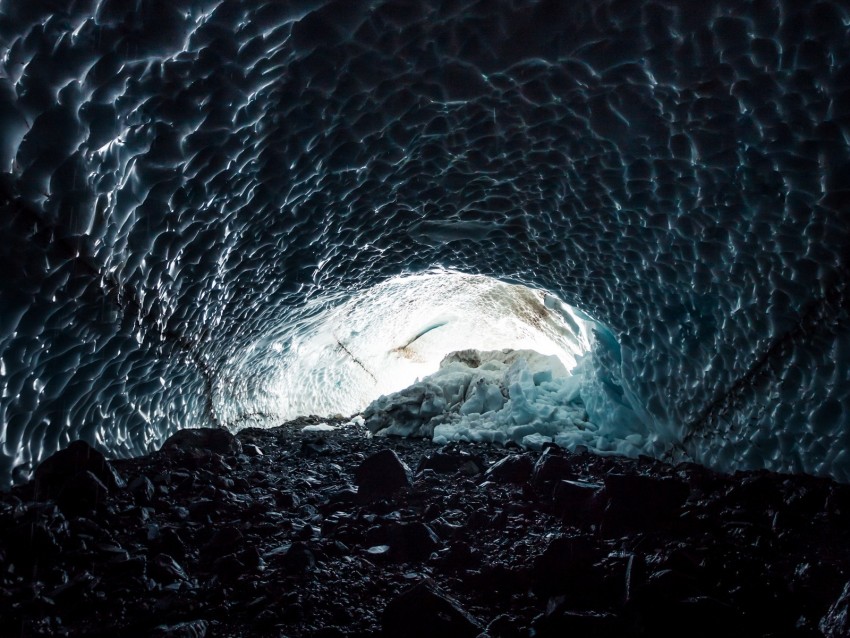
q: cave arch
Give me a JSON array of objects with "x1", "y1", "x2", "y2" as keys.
[{"x1": 1, "y1": 0, "x2": 849, "y2": 486}]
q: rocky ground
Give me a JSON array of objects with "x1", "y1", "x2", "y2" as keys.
[{"x1": 2, "y1": 416, "x2": 850, "y2": 637}]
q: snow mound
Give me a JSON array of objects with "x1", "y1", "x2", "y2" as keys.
[{"x1": 363, "y1": 349, "x2": 649, "y2": 458}]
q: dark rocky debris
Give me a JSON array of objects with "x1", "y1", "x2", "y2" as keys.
[
  {"x1": 2, "y1": 418, "x2": 850, "y2": 637},
  {"x1": 161, "y1": 428, "x2": 244, "y2": 458}
]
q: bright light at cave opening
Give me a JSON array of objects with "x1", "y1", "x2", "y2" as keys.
[{"x1": 264, "y1": 270, "x2": 595, "y2": 420}]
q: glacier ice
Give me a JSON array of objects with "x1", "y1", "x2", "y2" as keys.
[
  {"x1": 231, "y1": 270, "x2": 594, "y2": 426},
  {"x1": 0, "y1": 0, "x2": 849, "y2": 487},
  {"x1": 364, "y1": 349, "x2": 651, "y2": 460}
]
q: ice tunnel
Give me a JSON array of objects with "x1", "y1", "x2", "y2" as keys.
[{"x1": 1, "y1": 0, "x2": 849, "y2": 489}]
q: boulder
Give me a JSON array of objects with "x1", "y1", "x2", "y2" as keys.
[
  {"x1": 161, "y1": 428, "x2": 242, "y2": 456},
  {"x1": 355, "y1": 449, "x2": 411, "y2": 498},
  {"x1": 34, "y1": 440, "x2": 124, "y2": 500}
]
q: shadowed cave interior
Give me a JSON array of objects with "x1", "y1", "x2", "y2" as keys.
[{"x1": 1, "y1": 0, "x2": 850, "y2": 636}]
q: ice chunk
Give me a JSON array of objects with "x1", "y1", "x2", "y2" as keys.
[
  {"x1": 459, "y1": 378, "x2": 505, "y2": 415},
  {"x1": 522, "y1": 433, "x2": 553, "y2": 450},
  {"x1": 365, "y1": 348, "x2": 651, "y2": 459},
  {"x1": 301, "y1": 423, "x2": 336, "y2": 432}
]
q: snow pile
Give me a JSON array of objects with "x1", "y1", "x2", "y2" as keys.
[
  {"x1": 247, "y1": 271, "x2": 594, "y2": 423},
  {"x1": 363, "y1": 349, "x2": 650, "y2": 457}
]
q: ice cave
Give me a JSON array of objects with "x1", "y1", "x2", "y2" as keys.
[{"x1": 1, "y1": 0, "x2": 850, "y2": 636}]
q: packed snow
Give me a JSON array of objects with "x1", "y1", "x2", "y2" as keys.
[
  {"x1": 247, "y1": 271, "x2": 594, "y2": 423},
  {"x1": 364, "y1": 348, "x2": 653, "y2": 459}
]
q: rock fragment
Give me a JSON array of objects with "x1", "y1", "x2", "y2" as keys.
[
  {"x1": 484, "y1": 454, "x2": 534, "y2": 483},
  {"x1": 417, "y1": 450, "x2": 484, "y2": 475},
  {"x1": 533, "y1": 535, "x2": 600, "y2": 597},
  {"x1": 150, "y1": 620, "x2": 209, "y2": 638},
  {"x1": 56, "y1": 470, "x2": 110, "y2": 515},
  {"x1": 532, "y1": 449, "x2": 575, "y2": 486},
  {"x1": 382, "y1": 581, "x2": 482, "y2": 638},
  {"x1": 152, "y1": 553, "x2": 189, "y2": 582},
  {"x1": 821, "y1": 580, "x2": 850, "y2": 638},
  {"x1": 552, "y1": 479, "x2": 604, "y2": 525},
  {"x1": 242, "y1": 443, "x2": 263, "y2": 456},
  {"x1": 532, "y1": 603, "x2": 621, "y2": 638},
  {"x1": 282, "y1": 542, "x2": 316, "y2": 573},
  {"x1": 387, "y1": 521, "x2": 441, "y2": 562},
  {"x1": 602, "y1": 474, "x2": 689, "y2": 534},
  {"x1": 128, "y1": 475, "x2": 156, "y2": 503}
]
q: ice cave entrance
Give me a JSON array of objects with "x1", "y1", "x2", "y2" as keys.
[{"x1": 253, "y1": 270, "x2": 595, "y2": 422}]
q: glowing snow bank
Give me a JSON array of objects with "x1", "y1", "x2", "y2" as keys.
[
  {"x1": 364, "y1": 348, "x2": 652, "y2": 459},
  {"x1": 225, "y1": 271, "x2": 594, "y2": 425}
]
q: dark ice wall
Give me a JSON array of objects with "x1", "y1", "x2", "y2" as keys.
[{"x1": 1, "y1": 0, "x2": 849, "y2": 486}]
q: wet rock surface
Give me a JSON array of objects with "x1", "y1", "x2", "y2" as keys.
[{"x1": 1, "y1": 418, "x2": 850, "y2": 637}]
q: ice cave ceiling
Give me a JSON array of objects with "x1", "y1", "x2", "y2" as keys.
[{"x1": 0, "y1": 0, "x2": 849, "y2": 487}]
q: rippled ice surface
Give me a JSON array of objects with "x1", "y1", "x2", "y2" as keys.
[{"x1": 1, "y1": 0, "x2": 850, "y2": 486}]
